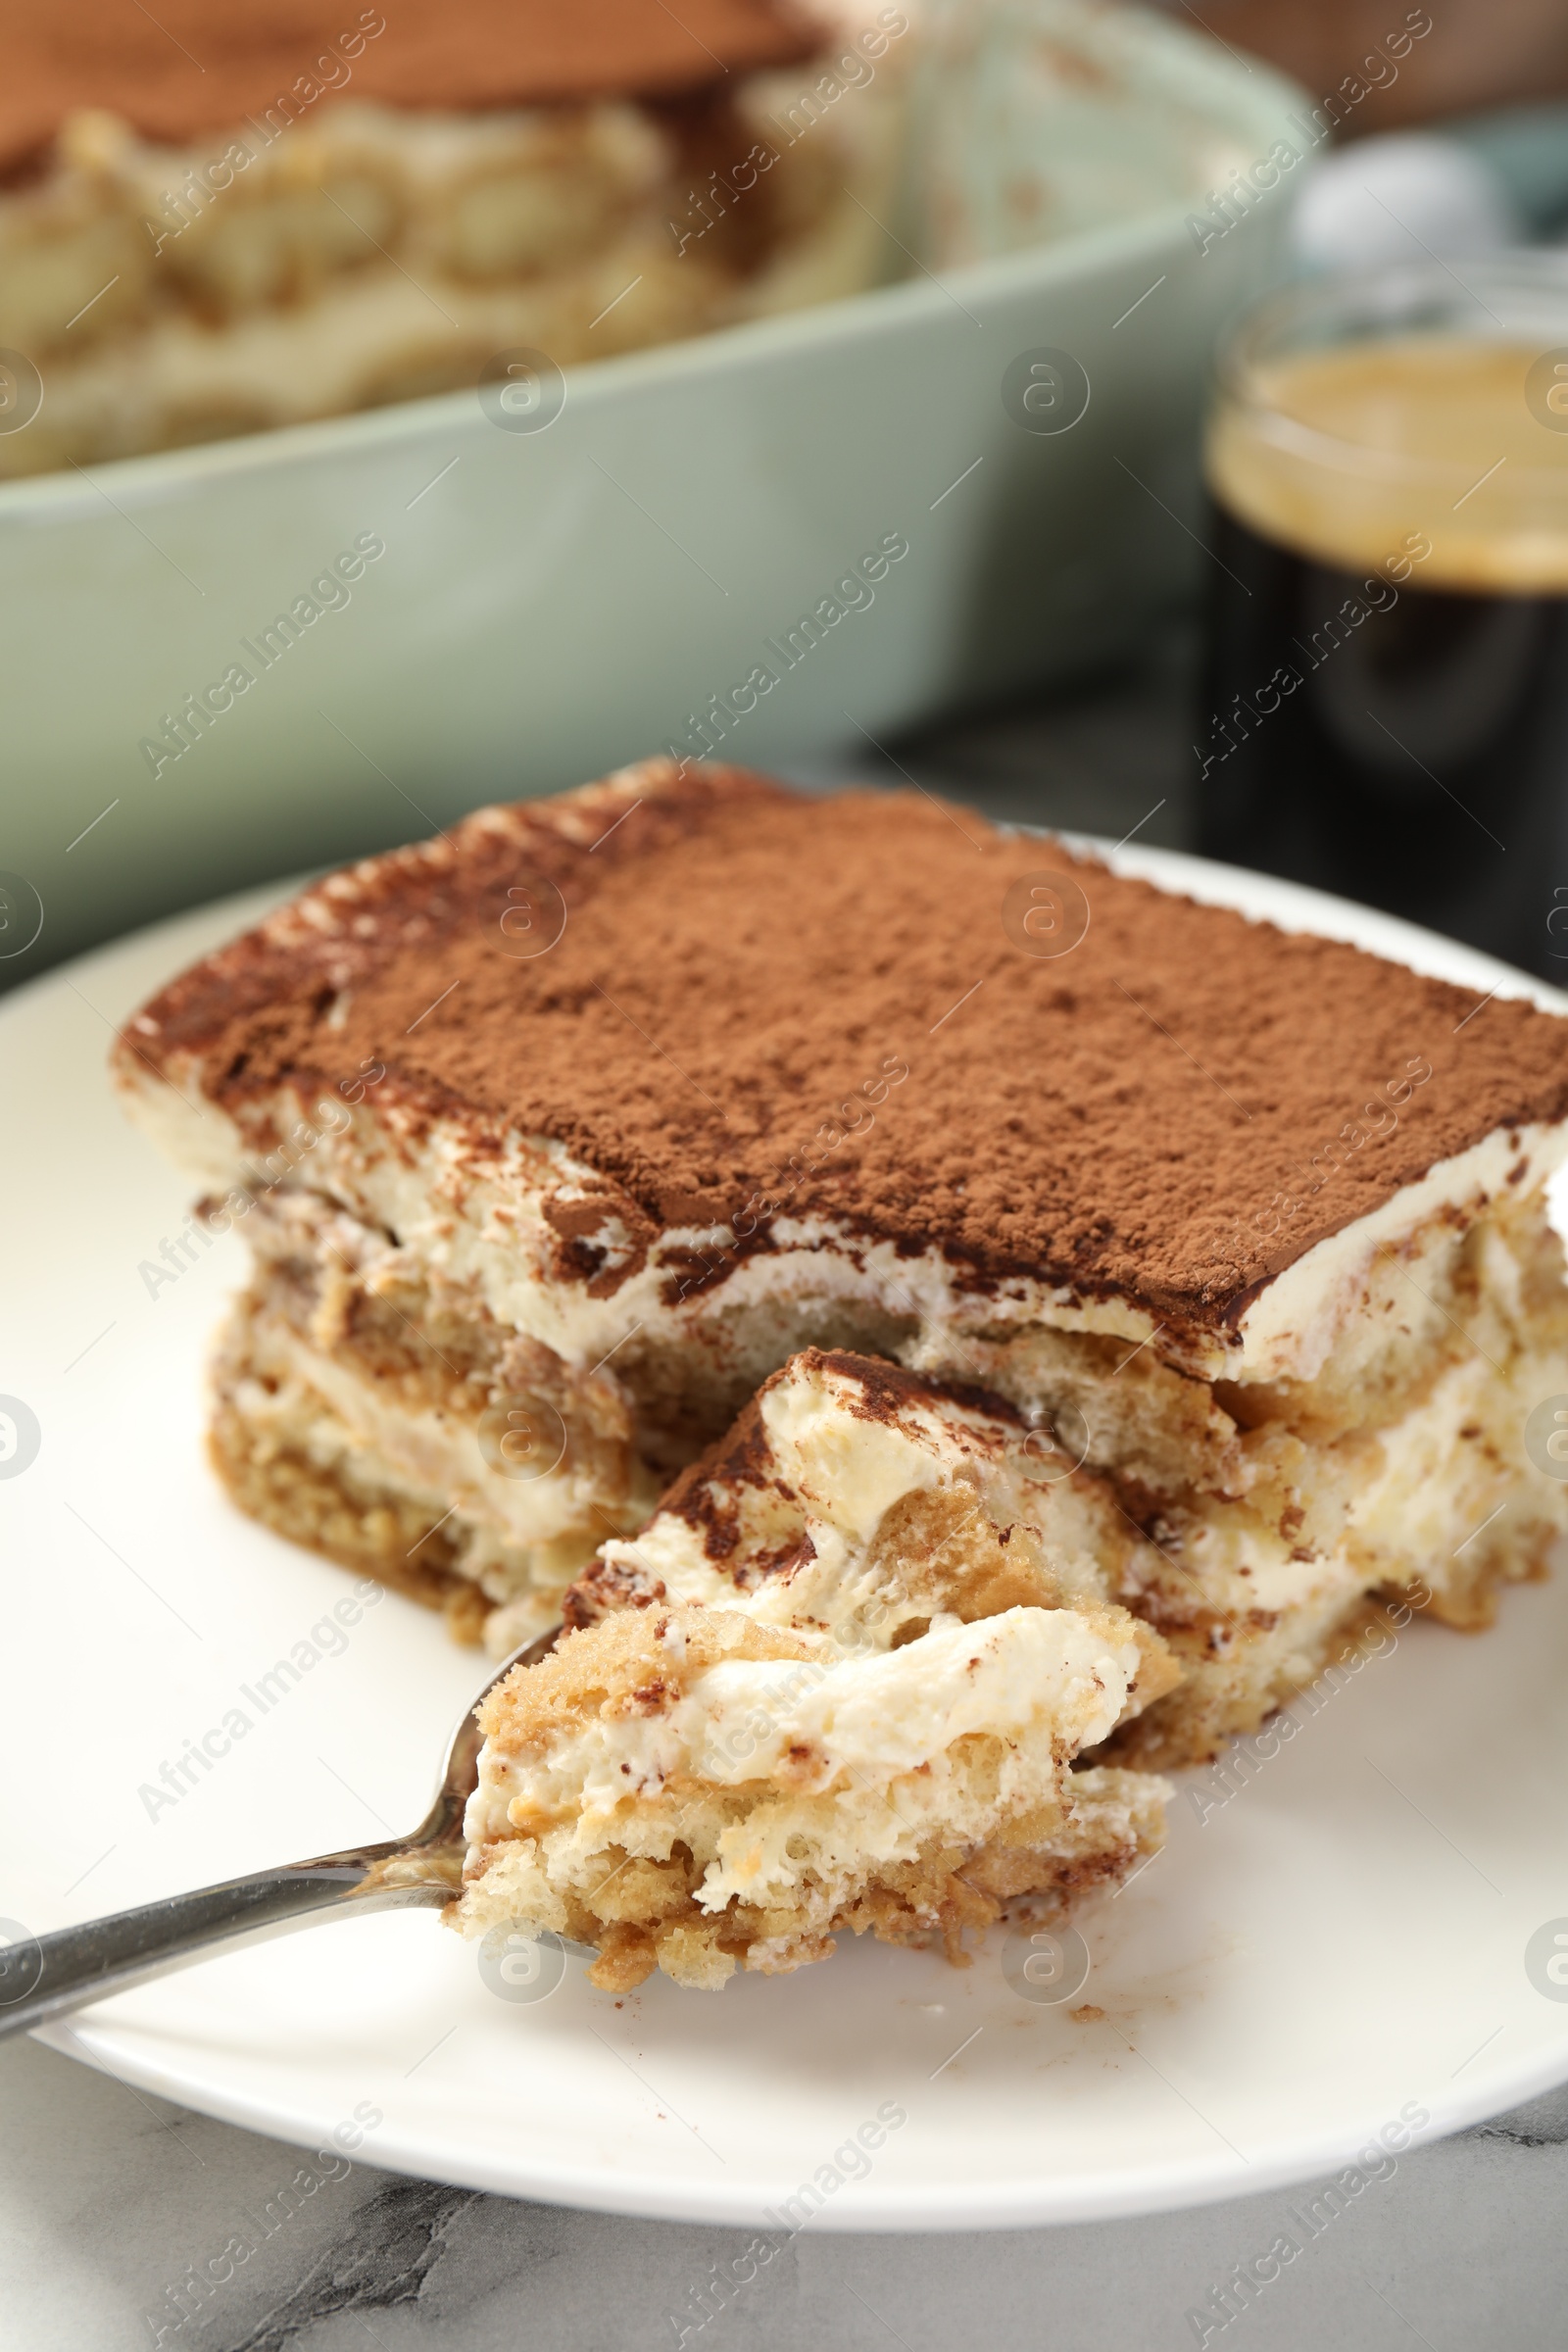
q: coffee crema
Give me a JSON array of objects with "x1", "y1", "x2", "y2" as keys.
[
  {"x1": 1205, "y1": 336, "x2": 1568, "y2": 593},
  {"x1": 1198, "y1": 333, "x2": 1568, "y2": 977}
]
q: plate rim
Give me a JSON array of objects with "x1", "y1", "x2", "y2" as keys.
[{"x1": 30, "y1": 2000, "x2": 1568, "y2": 2232}]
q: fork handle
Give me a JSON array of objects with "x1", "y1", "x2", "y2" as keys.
[{"x1": 0, "y1": 1844, "x2": 454, "y2": 2040}]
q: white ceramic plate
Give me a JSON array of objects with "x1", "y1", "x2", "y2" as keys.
[{"x1": 5, "y1": 849, "x2": 1568, "y2": 2231}]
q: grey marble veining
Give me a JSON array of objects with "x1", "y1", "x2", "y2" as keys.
[{"x1": 4, "y1": 2033, "x2": 1568, "y2": 2352}]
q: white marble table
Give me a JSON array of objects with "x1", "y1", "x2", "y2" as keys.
[
  {"x1": 4, "y1": 2030, "x2": 1565, "y2": 2351},
  {"x1": 8, "y1": 661, "x2": 1567, "y2": 2349}
]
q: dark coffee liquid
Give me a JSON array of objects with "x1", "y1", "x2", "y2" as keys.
[{"x1": 1197, "y1": 502, "x2": 1568, "y2": 980}]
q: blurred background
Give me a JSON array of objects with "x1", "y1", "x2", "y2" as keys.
[{"x1": 3, "y1": 0, "x2": 1568, "y2": 990}]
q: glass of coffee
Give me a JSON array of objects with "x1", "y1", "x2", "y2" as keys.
[{"x1": 1196, "y1": 257, "x2": 1568, "y2": 977}]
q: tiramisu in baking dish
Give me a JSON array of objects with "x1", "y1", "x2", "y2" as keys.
[
  {"x1": 115, "y1": 761, "x2": 1568, "y2": 1795},
  {"x1": 0, "y1": 0, "x2": 906, "y2": 475}
]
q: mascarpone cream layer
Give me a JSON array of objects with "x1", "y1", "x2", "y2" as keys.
[
  {"x1": 119, "y1": 1062, "x2": 1568, "y2": 1385},
  {"x1": 596, "y1": 1351, "x2": 1117, "y2": 1634},
  {"x1": 240, "y1": 1311, "x2": 637, "y2": 1553},
  {"x1": 465, "y1": 1605, "x2": 1138, "y2": 1854}
]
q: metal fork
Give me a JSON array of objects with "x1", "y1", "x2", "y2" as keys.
[{"x1": 0, "y1": 1628, "x2": 559, "y2": 2039}]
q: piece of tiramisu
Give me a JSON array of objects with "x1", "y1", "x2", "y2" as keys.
[
  {"x1": 114, "y1": 759, "x2": 1568, "y2": 1762},
  {"x1": 0, "y1": 0, "x2": 906, "y2": 477},
  {"x1": 454, "y1": 1348, "x2": 1178, "y2": 1988}
]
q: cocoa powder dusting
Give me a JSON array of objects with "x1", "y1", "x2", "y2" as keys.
[
  {"x1": 0, "y1": 1, "x2": 817, "y2": 172},
  {"x1": 122, "y1": 760, "x2": 1568, "y2": 1327}
]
